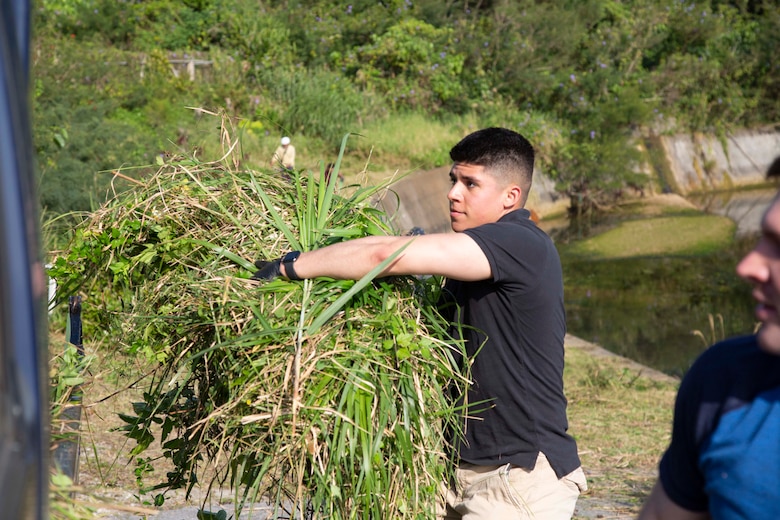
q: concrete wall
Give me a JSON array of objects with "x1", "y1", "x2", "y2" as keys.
[
  {"x1": 377, "y1": 167, "x2": 452, "y2": 235},
  {"x1": 661, "y1": 127, "x2": 780, "y2": 194}
]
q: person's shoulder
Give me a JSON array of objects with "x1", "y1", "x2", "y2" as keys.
[
  {"x1": 681, "y1": 334, "x2": 777, "y2": 391},
  {"x1": 466, "y1": 211, "x2": 552, "y2": 252},
  {"x1": 696, "y1": 334, "x2": 761, "y2": 363},
  {"x1": 687, "y1": 335, "x2": 759, "y2": 373}
]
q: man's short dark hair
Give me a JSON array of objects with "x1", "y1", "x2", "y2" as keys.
[{"x1": 449, "y1": 127, "x2": 535, "y2": 197}]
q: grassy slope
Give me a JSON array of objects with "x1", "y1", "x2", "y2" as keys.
[{"x1": 562, "y1": 194, "x2": 742, "y2": 517}]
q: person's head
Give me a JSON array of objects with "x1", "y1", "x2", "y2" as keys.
[
  {"x1": 281, "y1": 136, "x2": 291, "y2": 147},
  {"x1": 736, "y1": 155, "x2": 780, "y2": 354},
  {"x1": 447, "y1": 127, "x2": 534, "y2": 232}
]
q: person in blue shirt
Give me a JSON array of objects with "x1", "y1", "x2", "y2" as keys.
[{"x1": 638, "y1": 157, "x2": 780, "y2": 520}]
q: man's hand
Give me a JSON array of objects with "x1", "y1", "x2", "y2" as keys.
[{"x1": 252, "y1": 259, "x2": 281, "y2": 281}]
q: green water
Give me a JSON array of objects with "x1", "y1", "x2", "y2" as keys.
[{"x1": 556, "y1": 219, "x2": 759, "y2": 378}]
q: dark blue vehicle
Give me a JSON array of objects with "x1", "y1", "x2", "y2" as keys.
[{"x1": 0, "y1": 0, "x2": 50, "y2": 517}]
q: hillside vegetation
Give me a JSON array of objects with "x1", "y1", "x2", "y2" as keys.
[{"x1": 33, "y1": 0, "x2": 780, "y2": 228}]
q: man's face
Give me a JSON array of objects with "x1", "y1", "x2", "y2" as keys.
[
  {"x1": 447, "y1": 163, "x2": 511, "y2": 232},
  {"x1": 737, "y1": 192, "x2": 780, "y2": 354}
]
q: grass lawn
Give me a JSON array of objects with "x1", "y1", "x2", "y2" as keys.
[{"x1": 565, "y1": 341, "x2": 678, "y2": 517}]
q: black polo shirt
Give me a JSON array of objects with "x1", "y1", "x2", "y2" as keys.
[{"x1": 442, "y1": 209, "x2": 581, "y2": 478}]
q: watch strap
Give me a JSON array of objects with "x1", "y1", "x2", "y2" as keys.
[{"x1": 282, "y1": 251, "x2": 302, "y2": 280}]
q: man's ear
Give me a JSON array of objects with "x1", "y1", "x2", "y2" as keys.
[{"x1": 504, "y1": 185, "x2": 524, "y2": 209}]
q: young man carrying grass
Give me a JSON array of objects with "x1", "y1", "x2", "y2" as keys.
[
  {"x1": 638, "y1": 158, "x2": 780, "y2": 520},
  {"x1": 254, "y1": 127, "x2": 587, "y2": 519}
]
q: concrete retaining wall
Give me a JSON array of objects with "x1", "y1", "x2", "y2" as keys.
[
  {"x1": 660, "y1": 127, "x2": 780, "y2": 194},
  {"x1": 378, "y1": 166, "x2": 453, "y2": 235}
]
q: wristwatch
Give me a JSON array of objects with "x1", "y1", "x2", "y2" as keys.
[{"x1": 282, "y1": 251, "x2": 302, "y2": 280}]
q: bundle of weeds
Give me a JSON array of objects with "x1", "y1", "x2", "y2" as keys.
[{"x1": 50, "y1": 135, "x2": 467, "y2": 519}]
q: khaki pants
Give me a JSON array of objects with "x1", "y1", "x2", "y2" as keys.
[{"x1": 440, "y1": 452, "x2": 587, "y2": 520}]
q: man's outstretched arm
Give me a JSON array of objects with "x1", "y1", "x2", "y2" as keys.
[{"x1": 257, "y1": 233, "x2": 492, "y2": 282}]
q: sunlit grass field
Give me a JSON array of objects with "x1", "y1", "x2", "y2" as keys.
[{"x1": 563, "y1": 213, "x2": 736, "y2": 258}]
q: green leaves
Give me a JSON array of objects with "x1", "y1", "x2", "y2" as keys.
[
  {"x1": 343, "y1": 18, "x2": 466, "y2": 111},
  {"x1": 49, "y1": 342, "x2": 90, "y2": 407}
]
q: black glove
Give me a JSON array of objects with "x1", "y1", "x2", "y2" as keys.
[{"x1": 252, "y1": 259, "x2": 281, "y2": 281}]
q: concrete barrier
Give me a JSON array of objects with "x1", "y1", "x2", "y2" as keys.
[{"x1": 660, "y1": 127, "x2": 780, "y2": 194}]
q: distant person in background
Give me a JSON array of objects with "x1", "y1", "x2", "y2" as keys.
[
  {"x1": 270, "y1": 136, "x2": 295, "y2": 173},
  {"x1": 637, "y1": 156, "x2": 780, "y2": 520}
]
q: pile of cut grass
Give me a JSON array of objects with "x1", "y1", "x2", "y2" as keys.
[{"x1": 50, "y1": 130, "x2": 468, "y2": 519}]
